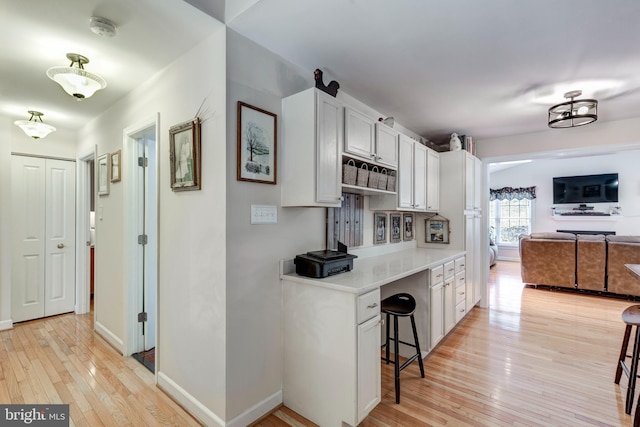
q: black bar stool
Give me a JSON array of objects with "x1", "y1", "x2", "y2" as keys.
[
  {"x1": 381, "y1": 293, "x2": 425, "y2": 404},
  {"x1": 615, "y1": 304, "x2": 640, "y2": 422}
]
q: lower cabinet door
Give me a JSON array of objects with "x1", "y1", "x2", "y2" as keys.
[
  {"x1": 357, "y1": 314, "x2": 381, "y2": 422},
  {"x1": 430, "y1": 283, "x2": 444, "y2": 348}
]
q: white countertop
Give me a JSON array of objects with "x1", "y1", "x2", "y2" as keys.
[{"x1": 281, "y1": 248, "x2": 466, "y2": 295}]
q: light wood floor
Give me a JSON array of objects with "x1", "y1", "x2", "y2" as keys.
[
  {"x1": 0, "y1": 308, "x2": 201, "y2": 426},
  {"x1": 254, "y1": 261, "x2": 638, "y2": 427},
  {"x1": 2, "y1": 262, "x2": 637, "y2": 426}
]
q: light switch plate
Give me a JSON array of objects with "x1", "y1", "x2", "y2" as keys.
[{"x1": 251, "y1": 205, "x2": 277, "y2": 224}]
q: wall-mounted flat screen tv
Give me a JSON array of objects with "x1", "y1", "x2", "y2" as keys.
[{"x1": 553, "y1": 173, "x2": 619, "y2": 204}]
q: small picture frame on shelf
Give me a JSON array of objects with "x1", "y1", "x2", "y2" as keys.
[
  {"x1": 374, "y1": 212, "x2": 387, "y2": 245},
  {"x1": 390, "y1": 213, "x2": 401, "y2": 243},
  {"x1": 425, "y1": 214, "x2": 450, "y2": 244},
  {"x1": 403, "y1": 213, "x2": 414, "y2": 241}
]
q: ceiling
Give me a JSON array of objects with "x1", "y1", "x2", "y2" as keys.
[
  {"x1": 0, "y1": 0, "x2": 219, "y2": 131},
  {"x1": 4, "y1": 0, "x2": 640, "y2": 145}
]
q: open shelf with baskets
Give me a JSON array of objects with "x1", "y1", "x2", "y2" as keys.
[{"x1": 341, "y1": 155, "x2": 397, "y2": 196}]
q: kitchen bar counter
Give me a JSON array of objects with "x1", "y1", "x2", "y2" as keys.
[{"x1": 280, "y1": 247, "x2": 465, "y2": 295}]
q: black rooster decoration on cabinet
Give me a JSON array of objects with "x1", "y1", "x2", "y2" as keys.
[{"x1": 314, "y1": 68, "x2": 340, "y2": 97}]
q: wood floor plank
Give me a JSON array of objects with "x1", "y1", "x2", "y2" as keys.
[{"x1": 0, "y1": 307, "x2": 201, "y2": 427}]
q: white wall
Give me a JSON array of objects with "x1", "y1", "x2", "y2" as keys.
[
  {"x1": 490, "y1": 151, "x2": 640, "y2": 234},
  {"x1": 225, "y1": 29, "x2": 324, "y2": 422},
  {"x1": 77, "y1": 26, "x2": 228, "y2": 424},
  {"x1": 482, "y1": 120, "x2": 640, "y2": 260}
]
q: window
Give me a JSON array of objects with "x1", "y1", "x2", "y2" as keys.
[{"x1": 489, "y1": 198, "x2": 533, "y2": 245}]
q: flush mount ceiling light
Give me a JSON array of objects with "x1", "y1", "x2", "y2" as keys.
[
  {"x1": 46, "y1": 53, "x2": 107, "y2": 100},
  {"x1": 548, "y1": 90, "x2": 598, "y2": 129},
  {"x1": 14, "y1": 111, "x2": 56, "y2": 139}
]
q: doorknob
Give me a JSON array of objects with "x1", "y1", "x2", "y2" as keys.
[{"x1": 57, "y1": 243, "x2": 65, "y2": 249}]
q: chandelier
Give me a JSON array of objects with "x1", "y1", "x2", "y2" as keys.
[
  {"x1": 548, "y1": 90, "x2": 598, "y2": 128},
  {"x1": 14, "y1": 111, "x2": 56, "y2": 139},
  {"x1": 46, "y1": 53, "x2": 107, "y2": 100}
]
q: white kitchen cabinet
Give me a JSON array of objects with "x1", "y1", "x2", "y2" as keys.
[
  {"x1": 429, "y1": 282, "x2": 444, "y2": 349},
  {"x1": 426, "y1": 148, "x2": 440, "y2": 211},
  {"x1": 344, "y1": 107, "x2": 399, "y2": 170},
  {"x1": 397, "y1": 134, "x2": 426, "y2": 211},
  {"x1": 282, "y1": 281, "x2": 381, "y2": 427},
  {"x1": 443, "y1": 277, "x2": 455, "y2": 334},
  {"x1": 437, "y1": 151, "x2": 484, "y2": 312},
  {"x1": 281, "y1": 88, "x2": 344, "y2": 207},
  {"x1": 455, "y1": 270, "x2": 467, "y2": 323},
  {"x1": 429, "y1": 265, "x2": 444, "y2": 349},
  {"x1": 344, "y1": 107, "x2": 376, "y2": 160},
  {"x1": 374, "y1": 122, "x2": 399, "y2": 168}
]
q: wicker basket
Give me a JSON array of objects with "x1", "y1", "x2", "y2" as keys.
[
  {"x1": 356, "y1": 163, "x2": 369, "y2": 187},
  {"x1": 378, "y1": 168, "x2": 388, "y2": 190},
  {"x1": 342, "y1": 159, "x2": 357, "y2": 185},
  {"x1": 386, "y1": 170, "x2": 396, "y2": 192},
  {"x1": 368, "y1": 166, "x2": 380, "y2": 188}
]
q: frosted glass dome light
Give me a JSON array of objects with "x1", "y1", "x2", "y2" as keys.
[
  {"x1": 46, "y1": 53, "x2": 107, "y2": 100},
  {"x1": 14, "y1": 111, "x2": 56, "y2": 139}
]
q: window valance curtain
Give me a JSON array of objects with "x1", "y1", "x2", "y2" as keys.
[{"x1": 490, "y1": 186, "x2": 536, "y2": 201}]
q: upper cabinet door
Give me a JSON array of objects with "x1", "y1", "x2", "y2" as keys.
[
  {"x1": 316, "y1": 92, "x2": 344, "y2": 204},
  {"x1": 344, "y1": 107, "x2": 375, "y2": 161},
  {"x1": 374, "y1": 123, "x2": 398, "y2": 168},
  {"x1": 413, "y1": 142, "x2": 427, "y2": 211}
]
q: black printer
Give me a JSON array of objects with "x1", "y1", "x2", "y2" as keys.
[{"x1": 294, "y1": 242, "x2": 357, "y2": 278}]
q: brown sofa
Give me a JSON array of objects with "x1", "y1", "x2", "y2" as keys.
[
  {"x1": 576, "y1": 234, "x2": 606, "y2": 291},
  {"x1": 519, "y1": 232, "x2": 576, "y2": 287},
  {"x1": 606, "y1": 236, "x2": 640, "y2": 296},
  {"x1": 520, "y1": 233, "x2": 640, "y2": 297}
]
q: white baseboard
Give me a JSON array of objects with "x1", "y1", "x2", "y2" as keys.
[
  {"x1": 497, "y1": 256, "x2": 520, "y2": 262},
  {"x1": 157, "y1": 371, "x2": 282, "y2": 427},
  {"x1": 0, "y1": 319, "x2": 13, "y2": 331},
  {"x1": 157, "y1": 371, "x2": 225, "y2": 427},
  {"x1": 226, "y1": 390, "x2": 282, "y2": 427},
  {"x1": 94, "y1": 321, "x2": 124, "y2": 354}
]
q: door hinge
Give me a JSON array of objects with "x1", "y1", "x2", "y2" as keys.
[
  {"x1": 138, "y1": 312, "x2": 147, "y2": 322},
  {"x1": 138, "y1": 157, "x2": 148, "y2": 167},
  {"x1": 138, "y1": 234, "x2": 148, "y2": 245}
]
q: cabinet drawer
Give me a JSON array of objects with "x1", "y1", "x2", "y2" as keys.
[
  {"x1": 455, "y1": 257, "x2": 466, "y2": 273},
  {"x1": 456, "y1": 271, "x2": 465, "y2": 288},
  {"x1": 444, "y1": 261, "x2": 455, "y2": 279},
  {"x1": 455, "y1": 300, "x2": 466, "y2": 323},
  {"x1": 430, "y1": 265, "x2": 444, "y2": 286},
  {"x1": 455, "y1": 283, "x2": 466, "y2": 305},
  {"x1": 357, "y1": 289, "x2": 380, "y2": 324}
]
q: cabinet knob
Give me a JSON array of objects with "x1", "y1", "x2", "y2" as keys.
[
  {"x1": 57, "y1": 243, "x2": 65, "y2": 249},
  {"x1": 367, "y1": 303, "x2": 378, "y2": 309}
]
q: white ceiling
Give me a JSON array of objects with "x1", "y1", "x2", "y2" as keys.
[
  {"x1": 0, "y1": 0, "x2": 220, "y2": 130},
  {"x1": 4, "y1": 0, "x2": 640, "y2": 144}
]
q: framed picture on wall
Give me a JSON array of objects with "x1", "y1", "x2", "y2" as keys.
[
  {"x1": 390, "y1": 213, "x2": 402, "y2": 243},
  {"x1": 110, "y1": 149, "x2": 121, "y2": 183},
  {"x1": 403, "y1": 213, "x2": 414, "y2": 241},
  {"x1": 374, "y1": 212, "x2": 387, "y2": 245},
  {"x1": 237, "y1": 101, "x2": 277, "y2": 184},
  {"x1": 170, "y1": 117, "x2": 202, "y2": 191},
  {"x1": 425, "y1": 214, "x2": 450, "y2": 244},
  {"x1": 97, "y1": 153, "x2": 110, "y2": 196}
]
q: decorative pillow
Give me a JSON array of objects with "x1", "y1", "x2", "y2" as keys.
[
  {"x1": 530, "y1": 232, "x2": 576, "y2": 240},
  {"x1": 606, "y1": 235, "x2": 640, "y2": 243}
]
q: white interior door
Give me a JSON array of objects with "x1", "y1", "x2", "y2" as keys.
[
  {"x1": 44, "y1": 159, "x2": 76, "y2": 316},
  {"x1": 11, "y1": 156, "x2": 75, "y2": 322},
  {"x1": 11, "y1": 156, "x2": 46, "y2": 322}
]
